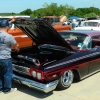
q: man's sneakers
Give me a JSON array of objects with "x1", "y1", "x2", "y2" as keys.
[
  {"x1": 4, "y1": 88, "x2": 17, "y2": 94},
  {"x1": 0, "y1": 91, "x2": 2, "y2": 93}
]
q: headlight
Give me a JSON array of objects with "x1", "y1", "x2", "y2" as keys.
[
  {"x1": 37, "y1": 72, "x2": 42, "y2": 80},
  {"x1": 32, "y1": 71, "x2": 36, "y2": 77}
]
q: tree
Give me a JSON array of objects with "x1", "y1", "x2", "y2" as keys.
[
  {"x1": 20, "y1": 9, "x2": 32, "y2": 15},
  {"x1": 84, "y1": 12, "x2": 98, "y2": 18},
  {"x1": 43, "y1": 3, "x2": 58, "y2": 16},
  {"x1": 70, "y1": 7, "x2": 100, "y2": 18},
  {"x1": 1, "y1": 2, "x2": 100, "y2": 18},
  {"x1": 34, "y1": 3, "x2": 74, "y2": 17}
]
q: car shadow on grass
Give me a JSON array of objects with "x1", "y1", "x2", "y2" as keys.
[{"x1": 12, "y1": 81, "x2": 53, "y2": 99}]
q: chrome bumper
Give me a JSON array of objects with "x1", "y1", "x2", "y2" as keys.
[{"x1": 13, "y1": 74, "x2": 58, "y2": 93}]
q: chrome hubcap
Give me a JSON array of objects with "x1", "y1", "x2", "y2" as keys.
[{"x1": 62, "y1": 70, "x2": 73, "y2": 86}]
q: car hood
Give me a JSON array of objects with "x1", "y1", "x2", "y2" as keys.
[
  {"x1": 13, "y1": 18, "x2": 73, "y2": 51},
  {"x1": 75, "y1": 26, "x2": 100, "y2": 30}
]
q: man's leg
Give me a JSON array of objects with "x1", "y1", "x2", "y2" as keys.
[
  {"x1": 3, "y1": 59, "x2": 13, "y2": 92},
  {"x1": 0, "y1": 62, "x2": 3, "y2": 92}
]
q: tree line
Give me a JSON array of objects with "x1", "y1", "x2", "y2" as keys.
[{"x1": 0, "y1": 3, "x2": 100, "y2": 18}]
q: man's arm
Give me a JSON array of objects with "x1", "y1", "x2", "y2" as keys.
[
  {"x1": 9, "y1": 16, "x2": 15, "y2": 24},
  {"x1": 12, "y1": 43, "x2": 19, "y2": 52},
  {"x1": 9, "y1": 16, "x2": 20, "y2": 52}
]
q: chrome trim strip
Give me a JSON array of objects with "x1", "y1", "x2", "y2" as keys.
[
  {"x1": 13, "y1": 74, "x2": 58, "y2": 93},
  {"x1": 46, "y1": 51, "x2": 100, "y2": 70},
  {"x1": 80, "y1": 69, "x2": 100, "y2": 80}
]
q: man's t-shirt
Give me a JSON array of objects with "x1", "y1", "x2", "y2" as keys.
[{"x1": 0, "y1": 31, "x2": 16, "y2": 59}]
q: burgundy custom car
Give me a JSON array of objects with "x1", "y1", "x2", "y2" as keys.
[{"x1": 12, "y1": 18, "x2": 100, "y2": 93}]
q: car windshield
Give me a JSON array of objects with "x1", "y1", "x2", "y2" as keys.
[
  {"x1": 83, "y1": 22, "x2": 99, "y2": 27},
  {"x1": 59, "y1": 32, "x2": 89, "y2": 50}
]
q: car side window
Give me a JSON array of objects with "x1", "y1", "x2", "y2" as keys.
[
  {"x1": 8, "y1": 23, "x2": 18, "y2": 29},
  {"x1": 84, "y1": 22, "x2": 88, "y2": 26},
  {"x1": 92, "y1": 36, "x2": 100, "y2": 48},
  {"x1": 14, "y1": 24, "x2": 18, "y2": 28},
  {"x1": 81, "y1": 36, "x2": 92, "y2": 50},
  {"x1": 8, "y1": 23, "x2": 12, "y2": 28}
]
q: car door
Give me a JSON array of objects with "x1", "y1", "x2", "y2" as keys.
[
  {"x1": 75, "y1": 51, "x2": 90, "y2": 78},
  {"x1": 88, "y1": 36, "x2": 100, "y2": 74},
  {"x1": 76, "y1": 35, "x2": 100, "y2": 78}
]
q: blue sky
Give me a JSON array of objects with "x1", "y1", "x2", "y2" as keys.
[{"x1": 1, "y1": 0, "x2": 100, "y2": 13}]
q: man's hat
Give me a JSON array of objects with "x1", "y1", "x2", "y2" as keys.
[{"x1": 0, "y1": 20, "x2": 9, "y2": 27}]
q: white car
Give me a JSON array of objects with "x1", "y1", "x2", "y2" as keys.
[{"x1": 75, "y1": 20, "x2": 100, "y2": 30}]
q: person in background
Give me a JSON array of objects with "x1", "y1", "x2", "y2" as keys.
[
  {"x1": 71, "y1": 18, "x2": 76, "y2": 30},
  {"x1": 0, "y1": 17, "x2": 19, "y2": 94},
  {"x1": 78, "y1": 19, "x2": 81, "y2": 27}
]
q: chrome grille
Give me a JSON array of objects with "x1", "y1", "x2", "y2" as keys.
[{"x1": 12, "y1": 64, "x2": 30, "y2": 76}]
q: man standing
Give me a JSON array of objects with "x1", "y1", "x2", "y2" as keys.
[
  {"x1": 0, "y1": 19, "x2": 19, "y2": 93},
  {"x1": 71, "y1": 18, "x2": 76, "y2": 30},
  {"x1": 78, "y1": 19, "x2": 81, "y2": 27}
]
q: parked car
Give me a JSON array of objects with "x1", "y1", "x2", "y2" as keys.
[
  {"x1": 75, "y1": 20, "x2": 100, "y2": 30},
  {"x1": 12, "y1": 18, "x2": 100, "y2": 93},
  {"x1": 42, "y1": 16, "x2": 72, "y2": 31},
  {"x1": 67, "y1": 18, "x2": 86, "y2": 28},
  {"x1": 8, "y1": 23, "x2": 33, "y2": 49}
]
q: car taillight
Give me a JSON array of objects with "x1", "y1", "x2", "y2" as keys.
[
  {"x1": 37, "y1": 72, "x2": 42, "y2": 80},
  {"x1": 32, "y1": 71, "x2": 36, "y2": 78},
  {"x1": 29, "y1": 68, "x2": 44, "y2": 80}
]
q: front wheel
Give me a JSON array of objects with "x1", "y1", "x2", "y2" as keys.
[{"x1": 57, "y1": 70, "x2": 73, "y2": 90}]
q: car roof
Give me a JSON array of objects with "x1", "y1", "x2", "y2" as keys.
[
  {"x1": 85, "y1": 20, "x2": 100, "y2": 22},
  {"x1": 61, "y1": 30, "x2": 100, "y2": 36}
]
